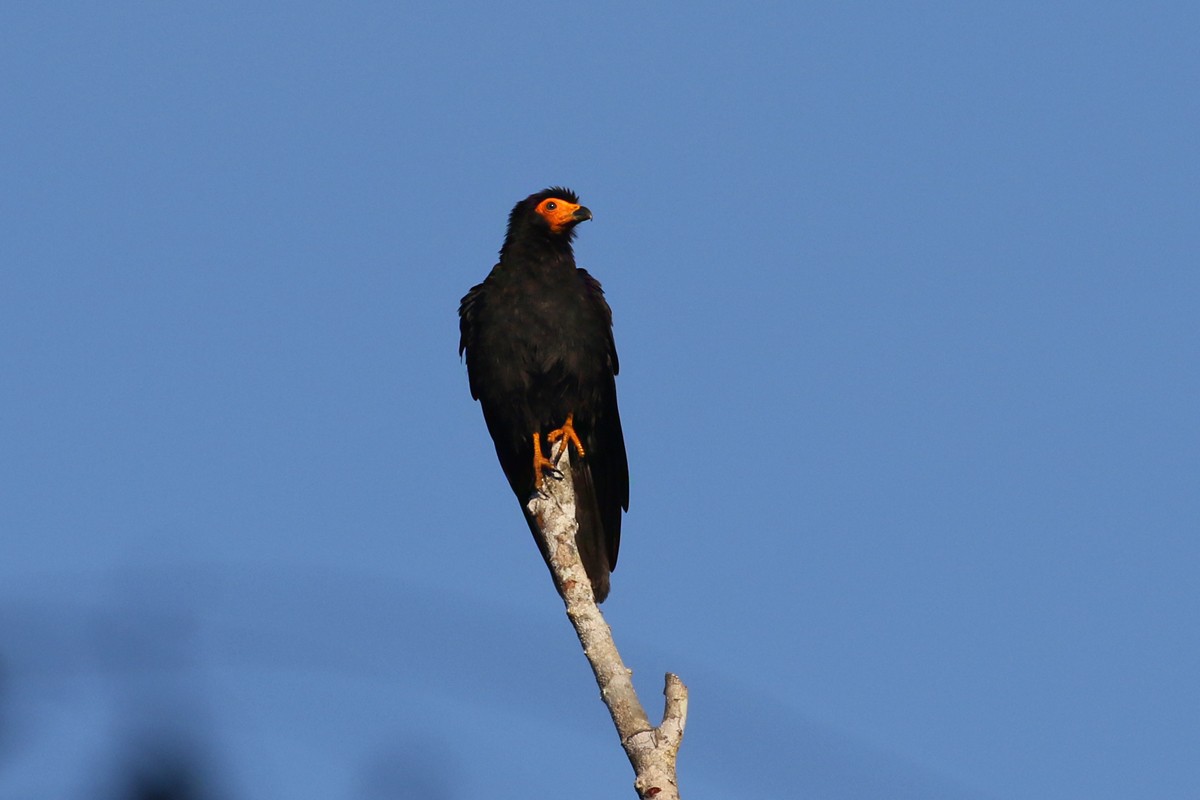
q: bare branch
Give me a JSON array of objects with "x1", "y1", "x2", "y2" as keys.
[{"x1": 527, "y1": 443, "x2": 688, "y2": 799}]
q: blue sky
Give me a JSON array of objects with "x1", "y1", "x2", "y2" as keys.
[{"x1": 2, "y1": 3, "x2": 1196, "y2": 798}]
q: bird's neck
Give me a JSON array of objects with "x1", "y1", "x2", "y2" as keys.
[{"x1": 499, "y1": 236, "x2": 575, "y2": 268}]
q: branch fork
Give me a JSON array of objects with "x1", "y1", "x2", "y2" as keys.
[{"x1": 527, "y1": 442, "x2": 688, "y2": 799}]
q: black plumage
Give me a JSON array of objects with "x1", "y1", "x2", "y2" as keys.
[{"x1": 458, "y1": 187, "x2": 629, "y2": 602}]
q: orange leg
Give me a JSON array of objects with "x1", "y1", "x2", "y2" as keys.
[
  {"x1": 548, "y1": 413, "x2": 586, "y2": 459},
  {"x1": 531, "y1": 432, "x2": 561, "y2": 490}
]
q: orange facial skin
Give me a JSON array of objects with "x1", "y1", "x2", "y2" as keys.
[{"x1": 535, "y1": 197, "x2": 592, "y2": 233}]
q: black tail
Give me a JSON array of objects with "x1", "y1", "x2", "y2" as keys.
[
  {"x1": 522, "y1": 455, "x2": 612, "y2": 602},
  {"x1": 571, "y1": 456, "x2": 612, "y2": 602}
]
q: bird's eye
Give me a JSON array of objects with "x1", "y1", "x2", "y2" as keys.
[{"x1": 546, "y1": 201, "x2": 557, "y2": 211}]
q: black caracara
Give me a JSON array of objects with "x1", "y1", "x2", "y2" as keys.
[{"x1": 459, "y1": 187, "x2": 629, "y2": 602}]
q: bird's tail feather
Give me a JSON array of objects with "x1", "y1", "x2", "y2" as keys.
[
  {"x1": 571, "y1": 457, "x2": 612, "y2": 602},
  {"x1": 522, "y1": 455, "x2": 611, "y2": 602}
]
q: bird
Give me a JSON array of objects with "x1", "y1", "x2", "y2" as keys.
[{"x1": 459, "y1": 187, "x2": 629, "y2": 602}]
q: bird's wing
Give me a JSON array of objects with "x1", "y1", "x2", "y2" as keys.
[
  {"x1": 577, "y1": 268, "x2": 619, "y2": 376},
  {"x1": 458, "y1": 267, "x2": 497, "y2": 400},
  {"x1": 576, "y1": 268, "x2": 630, "y2": 568}
]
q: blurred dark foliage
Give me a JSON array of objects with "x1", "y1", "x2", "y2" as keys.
[
  {"x1": 117, "y1": 751, "x2": 211, "y2": 800},
  {"x1": 0, "y1": 566, "x2": 978, "y2": 800}
]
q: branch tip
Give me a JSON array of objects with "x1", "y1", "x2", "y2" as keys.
[{"x1": 526, "y1": 439, "x2": 686, "y2": 799}]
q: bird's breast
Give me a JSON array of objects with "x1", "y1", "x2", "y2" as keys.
[{"x1": 473, "y1": 271, "x2": 608, "y2": 397}]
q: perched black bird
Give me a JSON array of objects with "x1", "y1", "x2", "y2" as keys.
[{"x1": 459, "y1": 188, "x2": 629, "y2": 602}]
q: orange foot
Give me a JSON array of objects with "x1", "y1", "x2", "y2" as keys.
[
  {"x1": 531, "y1": 432, "x2": 562, "y2": 491},
  {"x1": 531, "y1": 414, "x2": 586, "y2": 492},
  {"x1": 548, "y1": 413, "x2": 586, "y2": 459}
]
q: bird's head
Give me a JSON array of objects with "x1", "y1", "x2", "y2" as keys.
[{"x1": 506, "y1": 187, "x2": 592, "y2": 245}]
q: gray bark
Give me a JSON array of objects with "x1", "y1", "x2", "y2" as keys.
[{"x1": 527, "y1": 443, "x2": 688, "y2": 799}]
